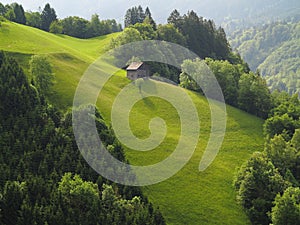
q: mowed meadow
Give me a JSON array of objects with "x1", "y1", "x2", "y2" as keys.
[{"x1": 0, "y1": 21, "x2": 265, "y2": 224}]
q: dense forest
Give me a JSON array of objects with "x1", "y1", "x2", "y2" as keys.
[
  {"x1": 234, "y1": 91, "x2": 300, "y2": 225},
  {"x1": 0, "y1": 52, "x2": 165, "y2": 225},
  {"x1": 230, "y1": 20, "x2": 300, "y2": 95}
]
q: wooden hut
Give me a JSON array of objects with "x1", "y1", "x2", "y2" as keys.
[{"x1": 126, "y1": 62, "x2": 150, "y2": 80}]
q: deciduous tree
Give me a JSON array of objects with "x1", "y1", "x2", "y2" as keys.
[
  {"x1": 271, "y1": 187, "x2": 300, "y2": 225},
  {"x1": 49, "y1": 20, "x2": 62, "y2": 34},
  {"x1": 234, "y1": 152, "x2": 286, "y2": 225},
  {"x1": 238, "y1": 72, "x2": 272, "y2": 118},
  {"x1": 25, "y1": 11, "x2": 41, "y2": 28},
  {"x1": 157, "y1": 24, "x2": 186, "y2": 46}
]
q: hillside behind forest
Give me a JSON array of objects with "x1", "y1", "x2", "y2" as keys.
[
  {"x1": 229, "y1": 20, "x2": 300, "y2": 95},
  {"x1": 0, "y1": 20, "x2": 266, "y2": 225}
]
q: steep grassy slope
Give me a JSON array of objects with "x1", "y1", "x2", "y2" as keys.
[
  {"x1": 100, "y1": 80, "x2": 263, "y2": 225},
  {"x1": 0, "y1": 21, "x2": 119, "y2": 108},
  {"x1": 0, "y1": 21, "x2": 115, "y2": 61},
  {"x1": 0, "y1": 21, "x2": 265, "y2": 225}
]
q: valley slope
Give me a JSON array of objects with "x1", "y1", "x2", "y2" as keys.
[{"x1": 229, "y1": 20, "x2": 300, "y2": 95}]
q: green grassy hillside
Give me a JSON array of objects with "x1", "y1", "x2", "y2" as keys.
[
  {"x1": 0, "y1": 21, "x2": 119, "y2": 108},
  {"x1": 0, "y1": 21, "x2": 265, "y2": 225}
]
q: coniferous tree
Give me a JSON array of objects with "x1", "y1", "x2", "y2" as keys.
[
  {"x1": 0, "y1": 52, "x2": 165, "y2": 225},
  {"x1": 0, "y1": 3, "x2": 6, "y2": 16},
  {"x1": 167, "y1": 9, "x2": 232, "y2": 61},
  {"x1": 124, "y1": 8, "x2": 133, "y2": 28},
  {"x1": 1, "y1": 181, "x2": 24, "y2": 225},
  {"x1": 144, "y1": 7, "x2": 156, "y2": 29},
  {"x1": 124, "y1": 6, "x2": 146, "y2": 28},
  {"x1": 137, "y1": 5, "x2": 145, "y2": 23},
  {"x1": 215, "y1": 27, "x2": 231, "y2": 59},
  {"x1": 41, "y1": 3, "x2": 57, "y2": 31},
  {"x1": 11, "y1": 3, "x2": 26, "y2": 24},
  {"x1": 167, "y1": 9, "x2": 182, "y2": 28}
]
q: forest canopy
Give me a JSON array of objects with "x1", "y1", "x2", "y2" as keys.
[
  {"x1": 230, "y1": 20, "x2": 300, "y2": 95},
  {"x1": 0, "y1": 51, "x2": 165, "y2": 225}
]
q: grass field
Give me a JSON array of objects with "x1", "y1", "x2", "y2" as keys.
[{"x1": 0, "y1": 21, "x2": 265, "y2": 225}]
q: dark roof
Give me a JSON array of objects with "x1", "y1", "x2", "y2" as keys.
[{"x1": 126, "y1": 62, "x2": 144, "y2": 71}]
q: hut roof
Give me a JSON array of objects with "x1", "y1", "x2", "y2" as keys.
[{"x1": 126, "y1": 62, "x2": 144, "y2": 71}]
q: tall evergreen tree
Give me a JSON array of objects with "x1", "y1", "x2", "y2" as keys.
[
  {"x1": 144, "y1": 7, "x2": 151, "y2": 18},
  {"x1": 167, "y1": 9, "x2": 182, "y2": 28},
  {"x1": 41, "y1": 3, "x2": 57, "y2": 31},
  {"x1": 1, "y1": 181, "x2": 24, "y2": 225},
  {"x1": 167, "y1": 9, "x2": 232, "y2": 61},
  {"x1": 137, "y1": 5, "x2": 145, "y2": 23},
  {"x1": 89, "y1": 14, "x2": 101, "y2": 37},
  {"x1": 11, "y1": 3, "x2": 26, "y2": 24},
  {"x1": 124, "y1": 8, "x2": 133, "y2": 28},
  {"x1": 214, "y1": 27, "x2": 231, "y2": 59},
  {"x1": 144, "y1": 7, "x2": 156, "y2": 30},
  {"x1": 0, "y1": 3, "x2": 6, "y2": 16},
  {"x1": 124, "y1": 6, "x2": 146, "y2": 28}
]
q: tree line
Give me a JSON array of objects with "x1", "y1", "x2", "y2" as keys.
[
  {"x1": 0, "y1": 2, "x2": 122, "y2": 38},
  {"x1": 179, "y1": 58, "x2": 272, "y2": 119},
  {"x1": 123, "y1": 6, "x2": 233, "y2": 61},
  {"x1": 0, "y1": 51, "x2": 165, "y2": 225}
]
